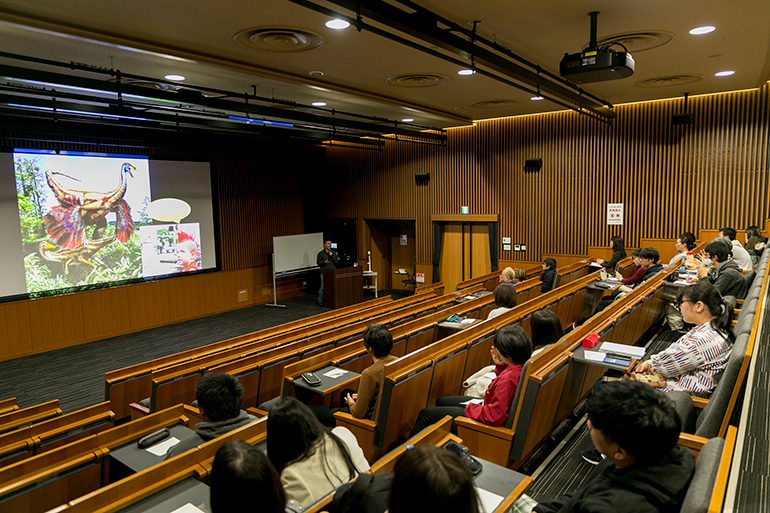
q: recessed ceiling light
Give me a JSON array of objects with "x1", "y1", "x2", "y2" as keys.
[
  {"x1": 311, "y1": 101, "x2": 327, "y2": 107},
  {"x1": 401, "y1": 118, "x2": 414, "y2": 122},
  {"x1": 715, "y1": 70, "x2": 735, "y2": 77},
  {"x1": 689, "y1": 26, "x2": 716, "y2": 35},
  {"x1": 458, "y1": 69, "x2": 476, "y2": 76},
  {"x1": 307, "y1": 71, "x2": 324, "y2": 77},
  {"x1": 325, "y1": 19, "x2": 350, "y2": 30},
  {"x1": 531, "y1": 95, "x2": 544, "y2": 101},
  {"x1": 164, "y1": 74, "x2": 185, "y2": 82}
]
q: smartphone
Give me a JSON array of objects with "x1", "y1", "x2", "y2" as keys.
[{"x1": 301, "y1": 372, "x2": 322, "y2": 387}]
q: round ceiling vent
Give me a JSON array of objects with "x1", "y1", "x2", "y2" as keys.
[
  {"x1": 596, "y1": 31, "x2": 675, "y2": 53},
  {"x1": 108, "y1": 78, "x2": 181, "y2": 91},
  {"x1": 634, "y1": 74, "x2": 704, "y2": 88},
  {"x1": 235, "y1": 27, "x2": 323, "y2": 52},
  {"x1": 386, "y1": 74, "x2": 449, "y2": 87},
  {"x1": 470, "y1": 99, "x2": 521, "y2": 109}
]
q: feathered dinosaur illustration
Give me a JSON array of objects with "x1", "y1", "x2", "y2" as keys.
[
  {"x1": 43, "y1": 162, "x2": 136, "y2": 249},
  {"x1": 38, "y1": 235, "x2": 116, "y2": 274}
]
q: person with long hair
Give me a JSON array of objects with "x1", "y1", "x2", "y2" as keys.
[
  {"x1": 211, "y1": 440, "x2": 302, "y2": 513},
  {"x1": 595, "y1": 236, "x2": 626, "y2": 271},
  {"x1": 745, "y1": 225, "x2": 767, "y2": 266},
  {"x1": 530, "y1": 309, "x2": 564, "y2": 355},
  {"x1": 267, "y1": 397, "x2": 370, "y2": 508},
  {"x1": 389, "y1": 444, "x2": 479, "y2": 513},
  {"x1": 634, "y1": 280, "x2": 734, "y2": 397},
  {"x1": 487, "y1": 283, "x2": 518, "y2": 319},
  {"x1": 540, "y1": 258, "x2": 557, "y2": 293}
]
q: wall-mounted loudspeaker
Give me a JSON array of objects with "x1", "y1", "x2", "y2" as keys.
[
  {"x1": 524, "y1": 158, "x2": 542, "y2": 171},
  {"x1": 415, "y1": 172, "x2": 430, "y2": 185}
]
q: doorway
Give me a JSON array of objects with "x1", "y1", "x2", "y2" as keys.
[{"x1": 365, "y1": 219, "x2": 416, "y2": 292}]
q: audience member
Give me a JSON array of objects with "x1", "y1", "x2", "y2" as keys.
[
  {"x1": 311, "y1": 324, "x2": 398, "y2": 427},
  {"x1": 697, "y1": 240, "x2": 747, "y2": 299},
  {"x1": 635, "y1": 281, "x2": 734, "y2": 397},
  {"x1": 411, "y1": 325, "x2": 532, "y2": 435},
  {"x1": 719, "y1": 227, "x2": 752, "y2": 270},
  {"x1": 668, "y1": 232, "x2": 697, "y2": 265},
  {"x1": 267, "y1": 397, "x2": 369, "y2": 508},
  {"x1": 165, "y1": 373, "x2": 256, "y2": 459},
  {"x1": 530, "y1": 310, "x2": 564, "y2": 355},
  {"x1": 389, "y1": 444, "x2": 479, "y2": 513},
  {"x1": 596, "y1": 248, "x2": 662, "y2": 312},
  {"x1": 211, "y1": 440, "x2": 302, "y2": 513},
  {"x1": 487, "y1": 283, "x2": 518, "y2": 319},
  {"x1": 499, "y1": 267, "x2": 516, "y2": 284},
  {"x1": 595, "y1": 236, "x2": 626, "y2": 271},
  {"x1": 745, "y1": 225, "x2": 767, "y2": 266},
  {"x1": 540, "y1": 258, "x2": 557, "y2": 293},
  {"x1": 519, "y1": 381, "x2": 694, "y2": 513}
]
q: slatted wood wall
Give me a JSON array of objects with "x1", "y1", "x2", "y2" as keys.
[
  {"x1": 0, "y1": 127, "x2": 322, "y2": 360},
  {"x1": 324, "y1": 84, "x2": 770, "y2": 266}
]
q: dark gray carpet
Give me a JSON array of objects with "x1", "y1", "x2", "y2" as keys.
[{"x1": 0, "y1": 293, "x2": 385, "y2": 414}]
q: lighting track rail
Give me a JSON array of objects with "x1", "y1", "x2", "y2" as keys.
[{"x1": 288, "y1": 0, "x2": 616, "y2": 123}]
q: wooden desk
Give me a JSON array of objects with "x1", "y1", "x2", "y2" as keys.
[
  {"x1": 292, "y1": 365, "x2": 361, "y2": 402},
  {"x1": 109, "y1": 424, "x2": 195, "y2": 479},
  {"x1": 116, "y1": 477, "x2": 210, "y2": 513}
]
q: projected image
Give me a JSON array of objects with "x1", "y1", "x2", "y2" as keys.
[
  {"x1": 140, "y1": 223, "x2": 201, "y2": 277},
  {"x1": 15, "y1": 152, "x2": 151, "y2": 292}
]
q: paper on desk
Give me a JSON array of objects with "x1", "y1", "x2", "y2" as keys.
[
  {"x1": 476, "y1": 487, "x2": 504, "y2": 513},
  {"x1": 464, "y1": 295, "x2": 477, "y2": 300},
  {"x1": 323, "y1": 368, "x2": 349, "y2": 379},
  {"x1": 170, "y1": 504, "x2": 205, "y2": 513},
  {"x1": 583, "y1": 350, "x2": 607, "y2": 362},
  {"x1": 674, "y1": 279, "x2": 695, "y2": 286},
  {"x1": 146, "y1": 436, "x2": 180, "y2": 456},
  {"x1": 460, "y1": 318, "x2": 476, "y2": 325},
  {"x1": 599, "y1": 342, "x2": 645, "y2": 359},
  {"x1": 589, "y1": 262, "x2": 603, "y2": 267},
  {"x1": 461, "y1": 398, "x2": 484, "y2": 405}
]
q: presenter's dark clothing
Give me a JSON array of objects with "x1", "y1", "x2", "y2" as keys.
[
  {"x1": 541, "y1": 269, "x2": 556, "y2": 293},
  {"x1": 533, "y1": 445, "x2": 695, "y2": 513},
  {"x1": 317, "y1": 249, "x2": 339, "y2": 270},
  {"x1": 317, "y1": 248, "x2": 339, "y2": 303}
]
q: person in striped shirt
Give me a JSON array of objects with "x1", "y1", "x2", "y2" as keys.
[{"x1": 634, "y1": 281, "x2": 734, "y2": 397}]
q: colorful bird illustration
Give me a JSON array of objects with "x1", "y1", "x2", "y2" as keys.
[{"x1": 38, "y1": 235, "x2": 116, "y2": 274}]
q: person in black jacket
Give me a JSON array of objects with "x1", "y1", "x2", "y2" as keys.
[
  {"x1": 540, "y1": 258, "x2": 557, "y2": 293},
  {"x1": 596, "y1": 236, "x2": 626, "y2": 271},
  {"x1": 317, "y1": 239, "x2": 339, "y2": 305},
  {"x1": 516, "y1": 381, "x2": 695, "y2": 513}
]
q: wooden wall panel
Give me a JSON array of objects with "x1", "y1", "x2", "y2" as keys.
[{"x1": 323, "y1": 84, "x2": 770, "y2": 272}]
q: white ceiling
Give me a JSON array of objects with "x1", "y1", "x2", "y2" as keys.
[{"x1": 1, "y1": 0, "x2": 768, "y2": 129}]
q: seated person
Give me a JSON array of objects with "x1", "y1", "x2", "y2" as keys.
[
  {"x1": 595, "y1": 236, "x2": 626, "y2": 271},
  {"x1": 519, "y1": 380, "x2": 694, "y2": 513},
  {"x1": 634, "y1": 280, "x2": 734, "y2": 397},
  {"x1": 668, "y1": 231, "x2": 697, "y2": 265},
  {"x1": 210, "y1": 440, "x2": 302, "y2": 513},
  {"x1": 267, "y1": 397, "x2": 370, "y2": 508},
  {"x1": 745, "y1": 225, "x2": 767, "y2": 266},
  {"x1": 530, "y1": 309, "x2": 564, "y2": 356},
  {"x1": 612, "y1": 248, "x2": 643, "y2": 286},
  {"x1": 487, "y1": 283, "x2": 517, "y2": 319},
  {"x1": 389, "y1": 444, "x2": 479, "y2": 513},
  {"x1": 411, "y1": 325, "x2": 532, "y2": 435},
  {"x1": 596, "y1": 248, "x2": 662, "y2": 312},
  {"x1": 165, "y1": 373, "x2": 257, "y2": 459},
  {"x1": 719, "y1": 226, "x2": 752, "y2": 271},
  {"x1": 540, "y1": 258, "x2": 557, "y2": 293},
  {"x1": 499, "y1": 266, "x2": 525, "y2": 286},
  {"x1": 311, "y1": 324, "x2": 398, "y2": 427},
  {"x1": 696, "y1": 240, "x2": 747, "y2": 299}
]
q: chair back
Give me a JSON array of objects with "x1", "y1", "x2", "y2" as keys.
[{"x1": 680, "y1": 437, "x2": 725, "y2": 513}]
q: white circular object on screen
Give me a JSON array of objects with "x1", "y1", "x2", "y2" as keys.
[{"x1": 147, "y1": 198, "x2": 191, "y2": 223}]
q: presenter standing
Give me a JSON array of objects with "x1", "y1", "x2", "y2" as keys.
[{"x1": 317, "y1": 239, "x2": 339, "y2": 305}]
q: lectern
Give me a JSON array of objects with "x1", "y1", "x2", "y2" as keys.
[{"x1": 323, "y1": 267, "x2": 364, "y2": 308}]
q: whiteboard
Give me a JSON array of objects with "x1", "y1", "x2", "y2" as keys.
[{"x1": 272, "y1": 232, "x2": 324, "y2": 274}]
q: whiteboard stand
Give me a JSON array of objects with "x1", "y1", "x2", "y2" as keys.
[{"x1": 266, "y1": 253, "x2": 286, "y2": 308}]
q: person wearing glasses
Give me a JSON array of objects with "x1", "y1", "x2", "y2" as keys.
[{"x1": 634, "y1": 280, "x2": 734, "y2": 397}]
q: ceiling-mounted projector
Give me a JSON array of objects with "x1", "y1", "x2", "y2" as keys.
[{"x1": 559, "y1": 11, "x2": 635, "y2": 84}]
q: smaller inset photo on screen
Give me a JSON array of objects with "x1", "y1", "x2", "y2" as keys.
[{"x1": 140, "y1": 223, "x2": 201, "y2": 277}]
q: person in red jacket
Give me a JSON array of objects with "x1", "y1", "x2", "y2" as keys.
[{"x1": 411, "y1": 325, "x2": 532, "y2": 435}]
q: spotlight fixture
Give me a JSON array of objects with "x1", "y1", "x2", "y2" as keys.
[
  {"x1": 311, "y1": 101, "x2": 327, "y2": 106},
  {"x1": 325, "y1": 19, "x2": 350, "y2": 29},
  {"x1": 401, "y1": 118, "x2": 414, "y2": 122},
  {"x1": 307, "y1": 71, "x2": 324, "y2": 77},
  {"x1": 531, "y1": 85, "x2": 544, "y2": 101},
  {"x1": 715, "y1": 70, "x2": 735, "y2": 77},
  {"x1": 164, "y1": 74, "x2": 186, "y2": 82},
  {"x1": 689, "y1": 26, "x2": 716, "y2": 35},
  {"x1": 458, "y1": 69, "x2": 475, "y2": 75}
]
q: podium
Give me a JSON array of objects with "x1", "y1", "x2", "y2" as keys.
[{"x1": 323, "y1": 267, "x2": 363, "y2": 309}]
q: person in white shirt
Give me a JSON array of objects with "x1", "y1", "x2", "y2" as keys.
[
  {"x1": 487, "y1": 283, "x2": 517, "y2": 319},
  {"x1": 668, "y1": 232, "x2": 696, "y2": 266},
  {"x1": 719, "y1": 227, "x2": 752, "y2": 270}
]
